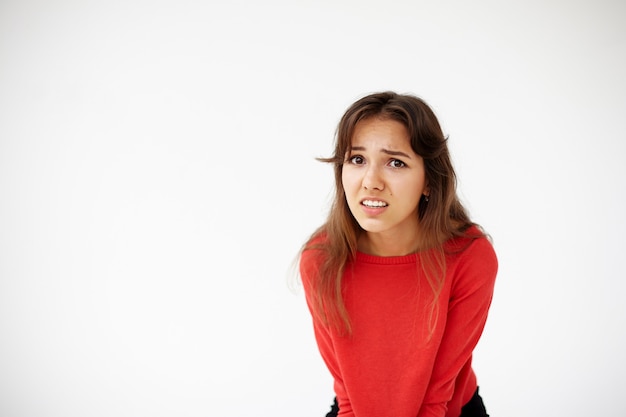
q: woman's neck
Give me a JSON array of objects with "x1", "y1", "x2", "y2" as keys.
[{"x1": 358, "y1": 229, "x2": 425, "y2": 257}]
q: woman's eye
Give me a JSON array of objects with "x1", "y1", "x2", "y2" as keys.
[
  {"x1": 349, "y1": 155, "x2": 364, "y2": 164},
  {"x1": 389, "y1": 159, "x2": 406, "y2": 168}
]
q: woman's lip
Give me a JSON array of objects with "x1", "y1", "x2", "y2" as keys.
[
  {"x1": 360, "y1": 199, "x2": 389, "y2": 216},
  {"x1": 360, "y1": 204, "x2": 387, "y2": 216}
]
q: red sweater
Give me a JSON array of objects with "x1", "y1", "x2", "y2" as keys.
[{"x1": 300, "y1": 233, "x2": 497, "y2": 417}]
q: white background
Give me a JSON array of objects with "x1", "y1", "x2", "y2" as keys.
[{"x1": 1, "y1": 1, "x2": 625, "y2": 416}]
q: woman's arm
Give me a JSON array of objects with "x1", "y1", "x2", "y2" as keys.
[
  {"x1": 418, "y1": 238, "x2": 498, "y2": 417},
  {"x1": 300, "y1": 249, "x2": 354, "y2": 416}
]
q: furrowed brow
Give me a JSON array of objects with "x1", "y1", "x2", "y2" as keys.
[{"x1": 381, "y1": 148, "x2": 412, "y2": 159}]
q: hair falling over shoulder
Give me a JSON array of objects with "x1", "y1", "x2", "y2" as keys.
[{"x1": 302, "y1": 91, "x2": 484, "y2": 336}]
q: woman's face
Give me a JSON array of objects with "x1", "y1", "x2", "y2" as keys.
[{"x1": 342, "y1": 117, "x2": 428, "y2": 248}]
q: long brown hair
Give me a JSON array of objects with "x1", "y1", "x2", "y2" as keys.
[{"x1": 303, "y1": 91, "x2": 482, "y2": 335}]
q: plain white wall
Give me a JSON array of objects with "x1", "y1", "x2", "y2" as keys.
[{"x1": 1, "y1": 1, "x2": 624, "y2": 416}]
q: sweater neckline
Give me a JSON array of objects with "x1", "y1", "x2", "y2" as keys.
[{"x1": 355, "y1": 251, "x2": 420, "y2": 265}]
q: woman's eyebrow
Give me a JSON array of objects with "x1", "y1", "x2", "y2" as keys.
[
  {"x1": 349, "y1": 146, "x2": 411, "y2": 159},
  {"x1": 381, "y1": 148, "x2": 412, "y2": 159}
]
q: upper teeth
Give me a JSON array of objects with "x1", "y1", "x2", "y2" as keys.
[{"x1": 362, "y1": 200, "x2": 388, "y2": 207}]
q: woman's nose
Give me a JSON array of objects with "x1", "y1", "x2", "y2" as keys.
[{"x1": 362, "y1": 165, "x2": 384, "y2": 191}]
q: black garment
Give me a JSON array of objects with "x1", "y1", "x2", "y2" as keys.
[
  {"x1": 324, "y1": 387, "x2": 489, "y2": 417},
  {"x1": 459, "y1": 387, "x2": 489, "y2": 417},
  {"x1": 324, "y1": 397, "x2": 339, "y2": 417}
]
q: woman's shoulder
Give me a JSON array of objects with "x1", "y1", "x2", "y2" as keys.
[
  {"x1": 445, "y1": 225, "x2": 497, "y2": 267},
  {"x1": 445, "y1": 226, "x2": 498, "y2": 290},
  {"x1": 299, "y1": 230, "x2": 328, "y2": 280},
  {"x1": 301, "y1": 229, "x2": 328, "y2": 256},
  {"x1": 444, "y1": 224, "x2": 489, "y2": 249}
]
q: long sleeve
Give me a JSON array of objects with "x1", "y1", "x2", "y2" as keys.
[
  {"x1": 310, "y1": 314, "x2": 355, "y2": 416},
  {"x1": 417, "y1": 237, "x2": 498, "y2": 417},
  {"x1": 299, "y1": 248, "x2": 355, "y2": 416}
]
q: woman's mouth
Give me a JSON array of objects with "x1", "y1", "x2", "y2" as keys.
[{"x1": 361, "y1": 199, "x2": 388, "y2": 208}]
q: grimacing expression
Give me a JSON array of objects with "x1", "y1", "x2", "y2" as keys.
[{"x1": 342, "y1": 117, "x2": 428, "y2": 244}]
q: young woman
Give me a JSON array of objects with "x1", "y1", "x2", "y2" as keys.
[{"x1": 299, "y1": 92, "x2": 498, "y2": 417}]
